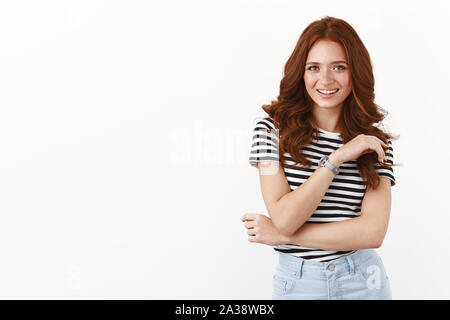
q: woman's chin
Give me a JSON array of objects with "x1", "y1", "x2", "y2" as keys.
[{"x1": 314, "y1": 101, "x2": 343, "y2": 109}]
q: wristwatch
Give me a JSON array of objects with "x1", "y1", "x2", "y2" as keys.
[{"x1": 318, "y1": 154, "x2": 339, "y2": 175}]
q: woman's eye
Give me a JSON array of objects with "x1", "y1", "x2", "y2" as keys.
[{"x1": 306, "y1": 65, "x2": 346, "y2": 71}]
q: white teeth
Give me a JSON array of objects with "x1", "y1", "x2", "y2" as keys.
[{"x1": 318, "y1": 89, "x2": 338, "y2": 94}]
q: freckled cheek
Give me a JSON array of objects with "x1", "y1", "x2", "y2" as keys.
[
  {"x1": 303, "y1": 75, "x2": 317, "y2": 89},
  {"x1": 338, "y1": 78, "x2": 352, "y2": 95},
  {"x1": 336, "y1": 73, "x2": 351, "y2": 89}
]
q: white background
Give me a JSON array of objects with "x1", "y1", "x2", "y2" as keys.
[{"x1": 0, "y1": 0, "x2": 449, "y2": 299}]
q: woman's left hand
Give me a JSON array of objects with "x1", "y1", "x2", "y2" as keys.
[{"x1": 241, "y1": 213, "x2": 289, "y2": 246}]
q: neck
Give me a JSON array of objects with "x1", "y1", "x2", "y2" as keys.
[{"x1": 310, "y1": 104, "x2": 342, "y2": 133}]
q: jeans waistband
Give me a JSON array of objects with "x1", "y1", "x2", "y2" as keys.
[{"x1": 277, "y1": 249, "x2": 380, "y2": 279}]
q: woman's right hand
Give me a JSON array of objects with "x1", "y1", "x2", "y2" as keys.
[{"x1": 329, "y1": 134, "x2": 388, "y2": 166}]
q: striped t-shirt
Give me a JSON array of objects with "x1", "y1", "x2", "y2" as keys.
[{"x1": 248, "y1": 116, "x2": 395, "y2": 262}]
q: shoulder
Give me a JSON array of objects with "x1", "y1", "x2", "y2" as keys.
[{"x1": 253, "y1": 116, "x2": 278, "y2": 132}]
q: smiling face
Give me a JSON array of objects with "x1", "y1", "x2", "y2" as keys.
[{"x1": 303, "y1": 40, "x2": 352, "y2": 111}]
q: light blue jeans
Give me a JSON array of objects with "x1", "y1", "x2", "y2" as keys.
[{"x1": 272, "y1": 249, "x2": 392, "y2": 300}]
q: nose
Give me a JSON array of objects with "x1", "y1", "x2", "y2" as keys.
[{"x1": 320, "y1": 68, "x2": 335, "y2": 85}]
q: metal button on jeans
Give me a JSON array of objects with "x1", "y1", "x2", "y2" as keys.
[{"x1": 327, "y1": 264, "x2": 335, "y2": 271}]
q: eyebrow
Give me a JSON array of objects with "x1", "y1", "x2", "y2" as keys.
[{"x1": 305, "y1": 61, "x2": 348, "y2": 65}]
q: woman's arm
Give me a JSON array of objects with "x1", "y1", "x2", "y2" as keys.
[
  {"x1": 258, "y1": 151, "x2": 342, "y2": 237},
  {"x1": 256, "y1": 134, "x2": 388, "y2": 238},
  {"x1": 243, "y1": 177, "x2": 392, "y2": 251},
  {"x1": 287, "y1": 177, "x2": 392, "y2": 250}
]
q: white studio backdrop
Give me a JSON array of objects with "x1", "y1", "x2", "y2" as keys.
[{"x1": 0, "y1": 0, "x2": 448, "y2": 299}]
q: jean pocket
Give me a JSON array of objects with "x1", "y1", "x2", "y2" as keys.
[
  {"x1": 273, "y1": 273, "x2": 295, "y2": 296},
  {"x1": 355, "y1": 257, "x2": 389, "y2": 289}
]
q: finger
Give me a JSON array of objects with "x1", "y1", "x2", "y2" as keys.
[
  {"x1": 360, "y1": 148, "x2": 374, "y2": 155},
  {"x1": 379, "y1": 142, "x2": 387, "y2": 161},
  {"x1": 381, "y1": 144, "x2": 387, "y2": 162},
  {"x1": 368, "y1": 141, "x2": 382, "y2": 162},
  {"x1": 372, "y1": 136, "x2": 389, "y2": 148},
  {"x1": 247, "y1": 229, "x2": 256, "y2": 236},
  {"x1": 241, "y1": 213, "x2": 257, "y2": 222},
  {"x1": 245, "y1": 221, "x2": 256, "y2": 229},
  {"x1": 374, "y1": 142, "x2": 385, "y2": 162}
]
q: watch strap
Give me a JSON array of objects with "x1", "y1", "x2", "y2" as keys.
[{"x1": 319, "y1": 155, "x2": 339, "y2": 175}]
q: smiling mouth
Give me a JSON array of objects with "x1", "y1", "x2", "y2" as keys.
[{"x1": 317, "y1": 89, "x2": 339, "y2": 95}]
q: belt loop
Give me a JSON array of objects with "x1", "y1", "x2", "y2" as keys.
[
  {"x1": 345, "y1": 256, "x2": 355, "y2": 275},
  {"x1": 298, "y1": 259, "x2": 304, "y2": 279}
]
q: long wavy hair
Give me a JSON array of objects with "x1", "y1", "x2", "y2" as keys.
[{"x1": 262, "y1": 16, "x2": 398, "y2": 190}]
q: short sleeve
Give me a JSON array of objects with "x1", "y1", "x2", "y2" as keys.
[
  {"x1": 375, "y1": 139, "x2": 396, "y2": 186},
  {"x1": 248, "y1": 117, "x2": 280, "y2": 168}
]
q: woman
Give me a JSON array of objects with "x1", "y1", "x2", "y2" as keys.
[{"x1": 243, "y1": 16, "x2": 398, "y2": 300}]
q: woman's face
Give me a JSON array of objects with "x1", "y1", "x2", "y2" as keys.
[{"x1": 303, "y1": 40, "x2": 352, "y2": 110}]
